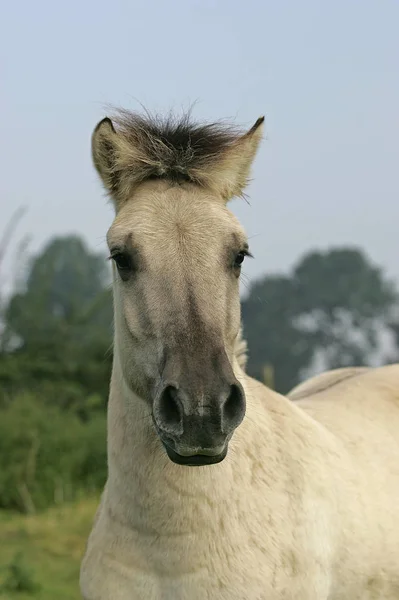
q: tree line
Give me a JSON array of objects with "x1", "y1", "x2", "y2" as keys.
[{"x1": 1, "y1": 229, "x2": 398, "y2": 512}]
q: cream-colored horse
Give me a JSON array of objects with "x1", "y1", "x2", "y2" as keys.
[{"x1": 80, "y1": 109, "x2": 399, "y2": 600}]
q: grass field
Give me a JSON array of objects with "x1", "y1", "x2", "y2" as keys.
[{"x1": 0, "y1": 498, "x2": 98, "y2": 599}]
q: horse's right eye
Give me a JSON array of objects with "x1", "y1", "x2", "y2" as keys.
[{"x1": 111, "y1": 252, "x2": 132, "y2": 272}]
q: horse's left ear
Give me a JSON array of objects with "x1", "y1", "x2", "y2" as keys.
[{"x1": 209, "y1": 116, "x2": 264, "y2": 202}]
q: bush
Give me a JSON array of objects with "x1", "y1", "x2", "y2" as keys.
[
  {"x1": 0, "y1": 393, "x2": 107, "y2": 512},
  {"x1": 0, "y1": 552, "x2": 41, "y2": 593},
  {"x1": 0, "y1": 347, "x2": 111, "y2": 418}
]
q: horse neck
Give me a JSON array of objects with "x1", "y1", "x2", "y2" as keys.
[{"x1": 104, "y1": 352, "x2": 276, "y2": 532}]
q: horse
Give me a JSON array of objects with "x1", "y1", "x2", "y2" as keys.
[{"x1": 80, "y1": 108, "x2": 399, "y2": 599}]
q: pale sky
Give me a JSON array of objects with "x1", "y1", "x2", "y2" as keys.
[{"x1": 1, "y1": 0, "x2": 399, "y2": 292}]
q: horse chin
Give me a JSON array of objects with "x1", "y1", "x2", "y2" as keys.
[{"x1": 163, "y1": 443, "x2": 228, "y2": 467}]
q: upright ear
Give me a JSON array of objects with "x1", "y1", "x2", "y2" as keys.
[
  {"x1": 91, "y1": 117, "x2": 134, "y2": 209},
  {"x1": 92, "y1": 117, "x2": 118, "y2": 190},
  {"x1": 91, "y1": 114, "x2": 265, "y2": 207},
  {"x1": 91, "y1": 116, "x2": 127, "y2": 210},
  {"x1": 204, "y1": 116, "x2": 264, "y2": 201}
]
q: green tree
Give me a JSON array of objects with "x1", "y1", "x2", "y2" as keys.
[
  {"x1": 293, "y1": 248, "x2": 397, "y2": 369},
  {"x1": 4, "y1": 235, "x2": 112, "y2": 351},
  {"x1": 241, "y1": 275, "x2": 313, "y2": 393},
  {"x1": 0, "y1": 235, "x2": 113, "y2": 417},
  {"x1": 0, "y1": 392, "x2": 107, "y2": 512},
  {"x1": 242, "y1": 247, "x2": 398, "y2": 393}
]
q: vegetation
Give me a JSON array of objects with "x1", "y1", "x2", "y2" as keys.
[
  {"x1": 0, "y1": 234, "x2": 110, "y2": 516},
  {"x1": 242, "y1": 248, "x2": 398, "y2": 392},
  {"x1": 0, "y1": 393, "x2": 106, "y2": 513},
  {"x1": 0, "y1": 497, "x2": 98, "y2": 599}
]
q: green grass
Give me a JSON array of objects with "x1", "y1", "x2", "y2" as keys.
[{"x1": 0, "y1": 498, "x2": 99, "y2": 599}]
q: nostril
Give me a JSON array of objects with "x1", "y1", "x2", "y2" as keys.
[
  {"x1": 222, "y1": 383, "x2": 246, "y2": 433},
  {"x1": 155, "y1": 385, "x2": 183, "y2": 435}
]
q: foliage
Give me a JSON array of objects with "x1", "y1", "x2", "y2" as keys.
[
  {"x1": 0, "y1": 552, "x2": 40, "y2": 594},
  {"x1": 3, "y1": 235, "x2": 112, "y2": 353},
  {"x1": 293, "y1": 248, "x2": 396, "y2": 368},
  {"x1": 0, "y1": 235, "x2": 113, "y2": 419},
  {"x1": 242, "y1": 247, "x2": 398, "y2": 392},
  {"x1": 0, "y1": 346, "x2": 111, "y2": 420},
  {"x1": 0, "y1": 234, "x2": 111, "y2": 514},
  {"x1": 242, "y1": 275, "x2": 313, "y2": 393},
  {"x1": 0, "y1": 498, "x2": 98, "y2": 600},
  {"x1": 0, "y1": 393, "x2": 107, "y2": 512}
]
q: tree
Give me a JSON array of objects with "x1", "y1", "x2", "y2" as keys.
[
  {"x1": 0, "y1": 234, "x2": 110, "y2": 511},
  {"x1": 242, "y1": 247, "x2": 398, "y2": 393},
  {"x1": 1, "y1": 235, "x2": 113, "y2": 416},
  {"x1": 4, "y1": 235, "x2": 112, "y2": 352},
  {"x1": 293, "y1": 248, "x2": 397, "y2": 370},
  {"x1": 241, "y1": 275, "x2": 314, "y2": 393}
]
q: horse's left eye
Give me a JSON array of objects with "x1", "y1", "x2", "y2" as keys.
[{"x1": 234, "y1": 252, "x2": 246, "y2": 268}]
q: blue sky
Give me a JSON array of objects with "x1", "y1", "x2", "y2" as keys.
[{"x1": 2, "y1": 0, "x2": 399, "y2": 289}]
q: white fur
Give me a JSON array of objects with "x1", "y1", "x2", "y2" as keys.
[
  {"x1": 81, "y1": 110, "x2": 399, "y2": 599},
  {"x1": 81, "y1": 361, "x2": 399, "y2": 599}
]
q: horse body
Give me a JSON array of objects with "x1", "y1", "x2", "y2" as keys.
[
  {"x1": 80, "y1": 107, "x2": 399, "y2": 599},
  {"x1": 81, "y1": 361, "x2": 399, "y2": 599},
  {"x1": 293, "y1": 366, "x2": 399, "y2": 599}
]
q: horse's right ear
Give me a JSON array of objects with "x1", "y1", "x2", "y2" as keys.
[
  {"x1": 91, "y1": 118, "x2": 120, "y2": 195},
  {"x1": 91, "y1": 116, "x2": 150, "y2": 210}
]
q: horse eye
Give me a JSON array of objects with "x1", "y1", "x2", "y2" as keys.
[
  {"x1": 234, "y1": 252, "x2": 246, "y2": 268},
  {"x1": 111, "y1": 252, "x2": 131, "y2": 271}
]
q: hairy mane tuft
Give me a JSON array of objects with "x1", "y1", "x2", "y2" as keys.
[
  {"x1": 92, "y1": 107, "x2": 264, "y2": 206},
  {"x1": 110, "y1": 109, "x2": 243, "y2": 185}
]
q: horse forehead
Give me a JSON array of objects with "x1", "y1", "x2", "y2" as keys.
[
  {"x1": 143, "y1": 198, "x2": 228, "y2": 233},
  {"x1": 116, "y1": 204, "x2": 231, "y2": 251},
  {"x1": 108, "y1": 187, "x2": 246, "y2": 260}
]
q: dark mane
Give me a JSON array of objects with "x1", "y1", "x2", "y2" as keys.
[
  {"x1": 92, "y1": 107, "x2": 265, "y2": 205},
  {"x1": 109, "y1": 108, "x2": 244, "y2": 184}
]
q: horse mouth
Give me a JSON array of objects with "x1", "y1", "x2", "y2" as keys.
[{"x1": 163, "y1": 443, "x2": 228, "y2": 467}]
